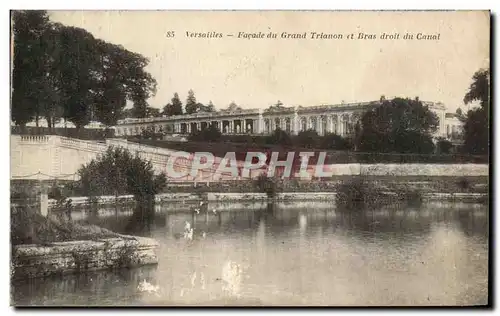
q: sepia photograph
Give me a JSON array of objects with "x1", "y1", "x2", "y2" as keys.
[{"x1": 9, "y1": 10, "x2": 490, "y2": 307}]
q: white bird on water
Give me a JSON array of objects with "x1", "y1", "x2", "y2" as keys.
[
  {"x1": 221, "y1": 260, "x2": 243, "y2": 297},
  {"x1": 137, "y1": 279, "x2": 160, "y2": 295},
  {"x1": 184, "y1": 221, "x2": 194, "y2": 240}
]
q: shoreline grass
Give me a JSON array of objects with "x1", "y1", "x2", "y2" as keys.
[{"x1": 11, "y1": 205, "x2": 120, "y2": 246}]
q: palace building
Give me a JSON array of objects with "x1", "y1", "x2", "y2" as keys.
[{"x1": 113, "y1": 100, "x2": 459, "y2": 141}]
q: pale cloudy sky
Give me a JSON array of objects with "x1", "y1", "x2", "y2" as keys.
[{"x1": 49, "y1": 10, "x2": 489, "y2": 111}]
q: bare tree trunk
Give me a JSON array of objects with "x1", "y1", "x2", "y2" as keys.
[{"x1": 46, "y1": 116, "x2": 52, "y2": 133}]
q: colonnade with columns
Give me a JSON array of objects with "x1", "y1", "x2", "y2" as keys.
[
  {"x1": 115, "y1": 110, "x2": 364, "y2": 137},
  {"x1": 112, "y1": 100, "x2": 450, "y2": 139},
  {"x1": 261, "y1": 112, "x2": 361, "y2": 136}
]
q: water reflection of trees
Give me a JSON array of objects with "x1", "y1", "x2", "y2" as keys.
[
  {"x1": 455, "y1": 209, "x2": 489, "y2": 239},
  {"x1": 334, "y1": 208, "x2": 434, "y2": 237},
  {"x1": 79, "y1": 202, "x2": 489, "y2": 242},
  {"x1": 11, "y1": 265, "x2": 157, "y2": 306}
]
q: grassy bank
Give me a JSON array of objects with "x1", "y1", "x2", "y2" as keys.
[
  {"x1": 11, "y1": 205, "x2": 120, "y2": 246},
  {"x1": 128, "y1": 138, "x2": 488, "y2": 164},
  {"x1": 335, "y1": 178, "x2": 424, "y2": 210},
  {"x1": 12, "y1": 176, "x2": 489, "y2": 200}
]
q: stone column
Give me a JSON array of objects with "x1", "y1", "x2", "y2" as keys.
[
  {"x1": 40, "y1": 188, "x2": 48, "y2": 217},
  {"x1": 258, "y1": 111, "x2": 264, "y2": 134},
  {"x1": 441, "y1": 111, "x2": 446, "y2": 137},
  {"x1": 293, "y1": 111, "x2": 299, "y2": 135},
  {"x1": 341, "y1": 115, "x2": 346, "y2": 136}
]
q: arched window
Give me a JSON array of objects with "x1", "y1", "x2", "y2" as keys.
[
  {"x1": 301, "y1": 118, "x2": 307, "y2": 131},
  {"x1": 331, "y1": 115, "x2": 338, "y2": 134},
  {"x1": 311, "y1": 117, "x2": 317, "y2": 131}
]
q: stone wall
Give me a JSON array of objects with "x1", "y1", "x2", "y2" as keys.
[
  {"x1": 11, "y1": 135, "x2": 489, "y2": 181},
  {"x1": 359, "y1": 164, "x2": 489, "y2": 177},
  {"x1": 11, "y1": 235, "x2": 159, "y2": 280}
]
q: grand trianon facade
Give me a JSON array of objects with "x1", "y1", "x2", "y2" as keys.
[{"x1": 114, "y1": 100, "x2": 456, "y2": 140}]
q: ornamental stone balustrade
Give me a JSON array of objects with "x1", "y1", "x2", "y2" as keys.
[{"x1": 10, "y1": 135, "x2": 255, "y2": 181}]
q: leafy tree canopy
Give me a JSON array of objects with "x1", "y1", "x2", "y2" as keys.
[
  {"x1": 185, "y1": 89, "x2": 198, "y2": 114},
  {"x1": 357, "y1": 97, "x2": 438, "y2": 154},
  {"x1": 11, "y1": 10, "x2": 157, "y2": 128},
  {"x1": 462, "y1": 69, "x2": 490, "y2": 155},
  {"x1": 162, "y1": 92, "x2": 183, "y2": 116},
  {"x1": 464, "y1": 69, "x2": 489, "y2": 111}
]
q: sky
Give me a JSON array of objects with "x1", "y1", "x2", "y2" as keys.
[{"x1": 48, "y1": 10, "x2": 490, "y2": 112}]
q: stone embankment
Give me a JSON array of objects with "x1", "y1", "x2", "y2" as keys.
[{"x1": 11, "y1": 235, "x2": 159, "y2": 280}]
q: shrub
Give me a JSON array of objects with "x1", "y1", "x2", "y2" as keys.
[
  {"x1": 295, "y1": 129, "x2": 319, "y2": 148},
  {"x1": 77, "y1": 146, "x2": 167, "y2": 231},
  {"x1": 336, "y1": 177, "x2": 423, "y2": 210},
  {"x1": 319, "y1": 133, "x2": 352, "y2": 150},
  {"x1": 335, "y1": 177, "x2": 386, "y2": 209},
  {"x1": 396, "y1": 187, "x2": 423, "y2": 206},
  {"x1": 456, "y1": 177, "x2": 471, "y2": 191},
  {"x1": 265, "y1": 128, "x2": 292, "y2": 146},
  {"x1": 254, "y1": 173, "x2": 280, "y2": 198},
  {"x1": 10, "y1": 205, "x2": 118, "y2": 246},
  {"x1": 188, "y1": 125, "x2": 222, "y2": 142},
  {"x1": 436, "y1": 138, "x2": 453, "y2": 154}
]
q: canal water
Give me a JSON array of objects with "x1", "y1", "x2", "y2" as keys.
[{"x1": 11, "y1": 202, "x2": 489, "y2": 306}]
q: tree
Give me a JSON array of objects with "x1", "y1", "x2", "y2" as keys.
[
  {"x1": 56, "y1": 25, "x2": 99, "y2": 128},
  {"x1": 77, "y1": 147, "x2": 166, "y2": 231},
  {"x1": 11, "y1": 11, "x2": 157, "y2": 127},
  {"x1": 185, "y1": 89, "x2": 198, "y2": 114},
  {"x1": 265, "y1": 128, "x2": 292, "y2": 146},
  {"x1": 146, "y1": 107, "x2": 162, "y2": 118},
  {"x1": 119, "y1": 108, "x2": 134, "y2": 119},
  {"x1": 357, "y1": 97, "x2": 438, "y2": 154},
  {"x1": 463, "y1": 69, "x2": 489, "y2": 155},
  {"x1": 198, "y1": 101, "x2": 215, "y2": 113},
  {"x1": 436, "y1": 137, "x2": 453, "y2": 154},
  {"x1": 162, "y1": 92, "x2": 183, "y2": 116},
  {"x1": 206, "y1": 101, "x2": 216, "y2": 112},
  {"x1": 11, "y1": 10, "x2": 51, "y2": 127},
  {"x1": 188, "y1": 124, "x2": 221, "y2": 142},
  {"x1": 464, "y1": 69, "x2": 489, "y2": 111},
  {"x1": 296, "y1": 129, "x2": 319, "y2": 148},
  {"x1": 227, "y1": 101, "x2": 242, "y2": 112},
  {"x1": 319, "y1": 133, "x2": 352, "y2": 150},
  {"x1": 463, "y1": 107, "x2": 488, "y2": 155}
]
